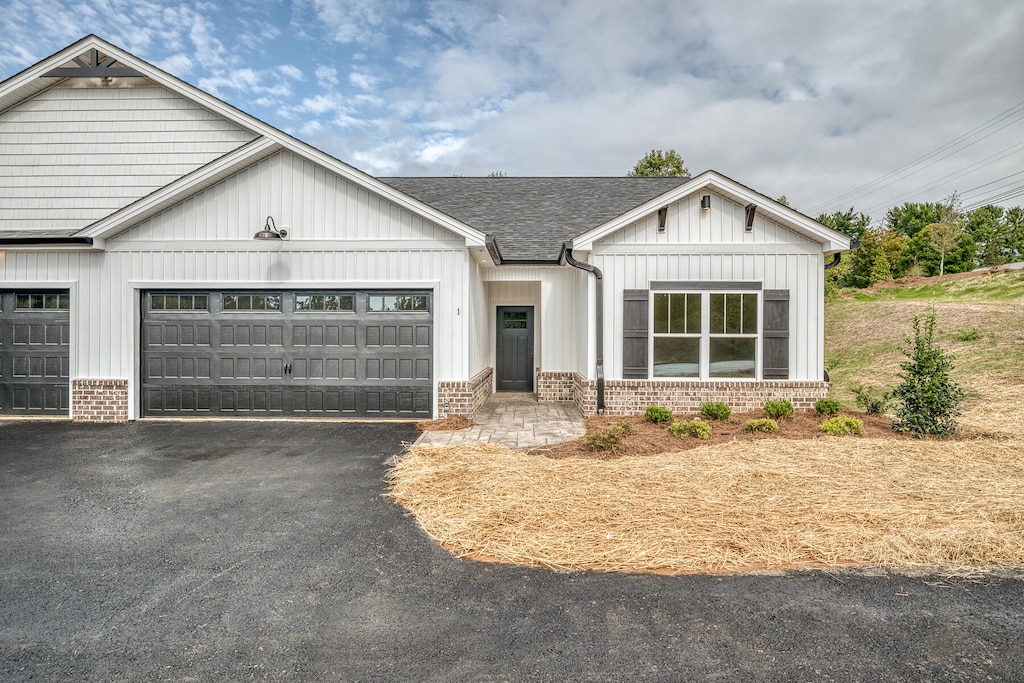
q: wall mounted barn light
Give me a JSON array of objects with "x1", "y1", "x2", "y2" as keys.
[
  {"x1": 744, "y1": 203, "x2": 757, "y2": 232},
  {"x1": 657, "y1": 206, "x2": 668, "y2": 232},
  {"x1": 700, "y1": 195, "x2": 711, "y2": 210},
  {"x1": 253, "y1": 216, "x2": 289, "y2": 240}
]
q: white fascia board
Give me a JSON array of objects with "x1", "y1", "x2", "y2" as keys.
[
  {"x1": 571, "y1": 170, "x2": 853, "y2": 253},
  {"x1": 3, "y1": 35, "x2": 486, "y2": 249},
  {"x1": 78, "y1": 137, "x2": 280, "y2": 240}
]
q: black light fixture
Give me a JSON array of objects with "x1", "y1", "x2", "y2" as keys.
[
  {"x1": 700, "y1": 195, "x2": 711, "y2": 210},
  {"x1": 253, "y1": 216, "x2": 288, "y2": 240},
  {"x1": 744, "y1": 203, "x2": 757, "y2": 231},
  {"x1": 657, "y1": 206, "x2": 668, "y2": 232}
]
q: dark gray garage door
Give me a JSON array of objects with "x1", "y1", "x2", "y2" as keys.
[
  {"x1": 142, "y1": 290, "x2": 432, "y2": 418},
  {"x1": 0, "y1": 291, "x2": 70, "y2": 415}
]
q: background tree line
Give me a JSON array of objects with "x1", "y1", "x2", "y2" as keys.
[{"x1": 818, "y1": 195, "x2": 1024, "y2": 290}]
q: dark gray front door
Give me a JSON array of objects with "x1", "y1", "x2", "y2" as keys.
[
  {"x1": 0, "y1": 291, "x2": 70, "y2": 415},
  {"x1": 142, "y1": 290, "x2": 432, "y2": 418},
  {"x1": 496, "y1": 306, "x2": 534, "y2": 392}
]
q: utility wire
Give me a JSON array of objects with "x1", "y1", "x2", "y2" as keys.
[{"x1": 810, "y1": 98, "x2": 1024, "y2": 214}]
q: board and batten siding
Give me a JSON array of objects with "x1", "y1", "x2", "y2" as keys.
[
  {"x1": 481, "y1": 267, "x2": 586, "y2": 375},
  {"x1": 0, "y1": 84, "x2": 257, "y2": 233},
  {"x1": 594, "y1": 192, "x2": 826, "y2": 382}
]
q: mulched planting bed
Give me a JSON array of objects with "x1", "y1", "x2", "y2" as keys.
[{"x1": 530, "y1": 409, "x2": 912, "y2": 460}]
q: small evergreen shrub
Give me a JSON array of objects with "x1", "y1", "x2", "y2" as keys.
[
  {"x1": 821, "y1": 416, "x2": 866, "y2": 436},
  {"x1": 609, "y1": 421, "x2": 638, "y2": 437},
  {"x1": 815, "y1": 398, "x2": 843, "y2": 416},
  {"x1": 743, "y1": 418, "x2": 778, "y2": 433},
  {"x1": 644, "y1": 405, "x2": 673, "y2": 423},
  {"x1": 669, "y1": 419, "x2": 711, "y2": 440},
  {"x1": 852, "y1": 384, "x2": 890, "y2": 415},
  {"x1": 891, "y1": 306, "x2": 966, "y2": 438},
  {"x1": 700, "y1": 401, "x2": 731, "y2": 420},
  {"x1": 763, "y1": 399, "x2": 794, "y2": 420},
  {"x1": 585, "y1": 422, "x2": 637, "y2": 451}
]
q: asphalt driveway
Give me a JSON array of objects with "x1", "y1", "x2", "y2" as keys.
[{"x1": 1, "y1": 420, "x2": 1022, "y2": 682}]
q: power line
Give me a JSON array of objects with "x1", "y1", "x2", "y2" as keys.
[{"x1": 810, "y1": 98, "x2": 1024, "y2": 214}]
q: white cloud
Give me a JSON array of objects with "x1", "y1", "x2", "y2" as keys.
[
  {"x1": 315, "y1": 64, "x2": 339, "y2": 86},
  {"x1": 278, "y1": 64, "x2": 304, "y2": 81}
]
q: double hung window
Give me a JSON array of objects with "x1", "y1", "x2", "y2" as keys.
[{"x1": 652, "y1": 291, "x2": 759, "y2": 379}]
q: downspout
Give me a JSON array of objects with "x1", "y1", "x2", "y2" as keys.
[
  {"x1": 824, "y1": 253, "x2": 842, "y2": 270},
  {"x1": 561, "y1": 242, "x2": 605, "y2": 414}
]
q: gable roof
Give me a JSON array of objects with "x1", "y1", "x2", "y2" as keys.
[
  {"x1": 0, "y1": 35, "x2": 486, "y2": 249},
  {"x1": 571, "y1": 170, "x2": 853, "y2": 254},
  {"x1": 381, "y1": 176, "x2": 689, "y2": 261}
]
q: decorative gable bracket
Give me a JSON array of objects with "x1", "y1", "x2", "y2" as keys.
[{"x1": 42, "y1": 48, "x2": 144, "y2": 79}]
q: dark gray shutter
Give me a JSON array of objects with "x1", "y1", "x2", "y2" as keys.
[
  {"x1": 623, "y1": 289, "x2": 649, "y2": 379},
  {"x1": 762, "y1": 289, "x2": 790, "y2": 379}
]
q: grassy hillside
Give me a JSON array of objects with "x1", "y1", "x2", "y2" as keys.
[{"x1": 825, "y1": 270, "x2": 1024, "y2": 438}]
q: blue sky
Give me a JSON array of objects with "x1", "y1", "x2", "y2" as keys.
[{"x1": 2, "y1": 0, "x2": 1024, "y2": 217}]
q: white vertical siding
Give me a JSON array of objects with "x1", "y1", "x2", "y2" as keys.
[
  {"x1": 0, "y1": 84, "x2": 257, "y2": 232},
  {"x1": 594, "y1": 193, "x2": 826, "y2": 382},
  {"x1": 114, "y1": 152, "x2": 455, "y2": 243},
  {"x1": 468, "y1": 260, "x2": 490, "y2": 376}
]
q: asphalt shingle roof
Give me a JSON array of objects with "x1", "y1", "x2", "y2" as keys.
[{"x1": 381, "y1": 176, "x2": 691, "y2": 261}]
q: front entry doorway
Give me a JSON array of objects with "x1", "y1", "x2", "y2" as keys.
[{"x1": 495, "y1": 306, "x2": 534, "y2": 392}]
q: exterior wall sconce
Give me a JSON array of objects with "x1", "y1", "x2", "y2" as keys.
[
  {"x1": 700, "y1": 195, "x2": 711, "y2": 210},
  {"x1": 744, "y1": 203, "x2": 757, "y2": 232},
  {"x1": 253, "y1": 216, "x2": 289, "y2": 240},
  {"x1": 657, "y1": 206, "x2": 668, "y2": 232}
]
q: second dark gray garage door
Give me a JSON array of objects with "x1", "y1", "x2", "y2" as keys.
[{"x1": 142, "y1": 290, "x2": 432, "y2": 418}]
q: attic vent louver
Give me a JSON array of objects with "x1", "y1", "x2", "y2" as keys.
[{"x1": 41, "y1": 48, "x2": 144, "y2": 79}]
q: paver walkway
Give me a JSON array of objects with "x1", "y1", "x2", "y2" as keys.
[{"x1": 415, "y1": 392, "x2": 585, "y2": 449}]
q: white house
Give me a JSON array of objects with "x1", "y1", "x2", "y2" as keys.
[{"x1": 0, "y1": 36, "x2": 850, "y2": 423}]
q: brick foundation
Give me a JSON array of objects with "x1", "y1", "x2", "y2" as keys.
[
  {"x1": 72, "y1": 379, "x2": 129, "y2": 423},
  {"x1": 437, "y1": 367, "x2": 493, "y2": 417},
  {"x1": 536, "y1": 371, "x2": 575, "y2": 402},
  {"x1": 569, "y1": 373, "x2": 829, "y2": 416}
]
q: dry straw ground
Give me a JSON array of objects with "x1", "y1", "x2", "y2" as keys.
[{"x1": 388, "y1": 272, "x2": 1024, "y2": 575}]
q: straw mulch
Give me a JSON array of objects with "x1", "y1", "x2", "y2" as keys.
[
  {"x1": 387, "y1": 438, "x2": 1024, "y2": 575},
  {"x1": 416, "y1": 414, "x2": 475, "y2": 431}
]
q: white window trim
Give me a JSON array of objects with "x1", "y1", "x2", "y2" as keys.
[{"x1": 649, "y1": 290, "x2": 763, "y2": 381}]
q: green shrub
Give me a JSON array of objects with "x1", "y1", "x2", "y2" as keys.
[
  {"x1": 763, "y1": 399, "x2": 794, "y2": 420},
  {"x1": 669, "y1": 419, "x2": 711, "y2": 440},
  {"x1": 821, "y1": 416, "x2": 866, "y2": 436},
  {"x1": 852, "y1": 384, "x2": 890, "y2": 415},
  {"x1": 700, "y1": 401, "x2": 731, "y2": 420},
  {"x1": 585, "y1": 422, "x2": 637, "y2": 451},
  {"x1": 644, "y1": 405, "x2": 673, "y2": 423},
  {"x1": 743, "y1": 418, "x2": 778, "y2": 433},
  {"x1": 609, "y1": 421, "x2": 638, "y2": 437},
  {"x1": 815, "y1": 398, "x2": 843, "y2": 416},
  {"x1": 891, "y1": 306, "x2": 966, "y2": 438}
]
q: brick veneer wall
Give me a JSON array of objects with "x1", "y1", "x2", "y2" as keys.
[
  {"x1": 536, "y1": 371, "x2": 575, "y2": 402},
  {"x1": 569, "y1": 374, "x2": 829, "y2": 416},
  {"x1": 72, "y1": 379, "x2": 129, "y2": 423},
  {"x1": 436, "y1": 367, "x2": 493, "y2": 417}
]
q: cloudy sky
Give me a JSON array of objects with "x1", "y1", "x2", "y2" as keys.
[{"x1": 2, "y1": 0, "x2": 1024, "y2": 218}]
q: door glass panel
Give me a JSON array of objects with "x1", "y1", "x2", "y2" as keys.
[{"x1": 503, "y1": 312, "x2": 527, "y2": 329}]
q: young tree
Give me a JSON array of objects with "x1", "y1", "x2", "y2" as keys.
[
  {"x1": 891, "y1": 306, "x2": 965, "y2": 437},
  {"x1": 927, "y1": 222, "x2": 961, "y2": 276},
  {"x1": 627, "y1": 149, "x2": 690, "y2": 177}
]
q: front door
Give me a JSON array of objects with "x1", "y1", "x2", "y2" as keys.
[{"x1": 496, "y1": 306, "x2": 534, "y2": 392}]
